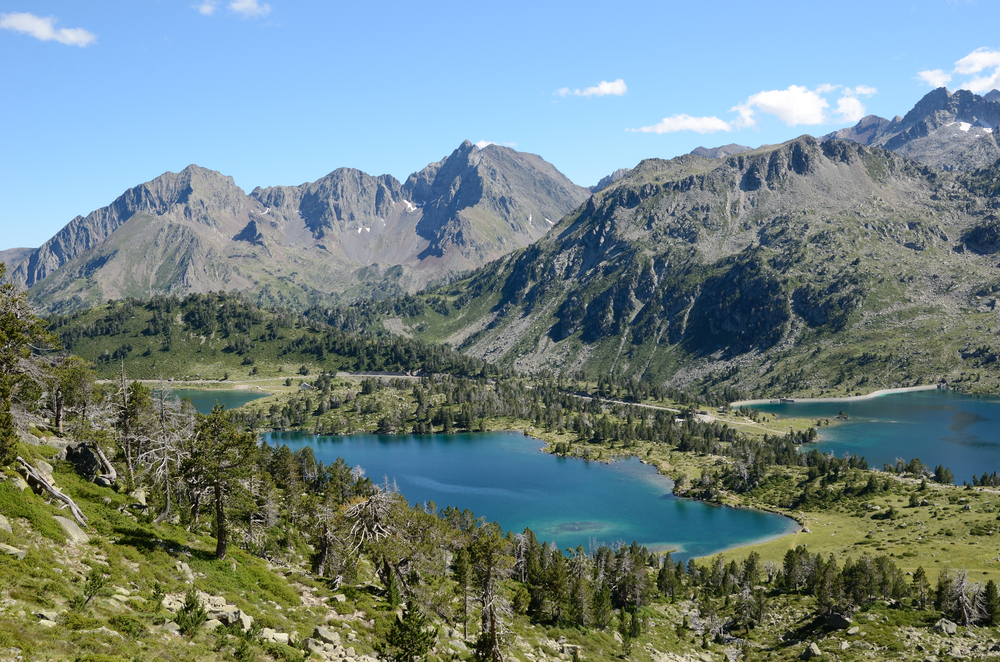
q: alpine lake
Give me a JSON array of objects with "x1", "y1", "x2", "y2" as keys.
[
  {"x1": 262, "y1": 430, "x2": 797, "y2": 558},
  {"x1": 174, "y1": 390, "x2": 796, "y2": 557},
  {"x1": 752, "y1": 389, "x2": 1000, "y2": 484}
]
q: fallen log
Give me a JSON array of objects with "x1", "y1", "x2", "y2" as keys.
[
  {"x1": 91, "y1": 443, "x2": 118, "y2": 485},
  {"x1": 16, "y1": 456, "x2": 88, "y2": 527}
]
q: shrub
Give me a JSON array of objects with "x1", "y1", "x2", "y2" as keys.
[
  {"x1": 0, "y1": 482, "x2": 67, "y2": 542},
  {"x1": 108, "y1": 613, "x2": 147, "y2": 638},
  {"x1": 175, "y1": 587, "x2": 207, "y2": 636}
]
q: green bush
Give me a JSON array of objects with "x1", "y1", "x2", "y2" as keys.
[
  {"x1": 108, "y1": 613, "x2": 147, "y2": 638},
  {"x1": 0, "y1": 481, "x2": 67, "y2": 542},
  {"x1": 62, "y1": 613, "x2": 102, "y2": 630}
]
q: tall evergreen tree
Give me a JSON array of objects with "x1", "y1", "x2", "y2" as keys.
[
  {"x1": 377, "y1": 601, "x2": 437, "y2": 662},
  {"x1": 183, "y1": 404, "x2": 258, "y2": 560},
  {"x1": 0, "y1": 263, "x2": 54, "y2": 466}
]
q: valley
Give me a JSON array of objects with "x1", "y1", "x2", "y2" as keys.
[{"x1": 5, "y1": 85, "x2": 1000, "y2": 662}]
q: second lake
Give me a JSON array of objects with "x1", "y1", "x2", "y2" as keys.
[{"x1": 753, "y1": 389, "x2": 1000, "y2": 483}]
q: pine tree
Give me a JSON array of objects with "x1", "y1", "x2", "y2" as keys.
[
  {"x1": 183, "y1": 404, "x2": 258, "y2": 560},
  {"x1": 912, "y1": 566, "x2": 930, "y2": 610},
  {"x1": 453, "y1": 547, "x2": 471, "y2": 639},
  {"x1": 378, "y1": 601, "x2": 437, "y2": 662},
  {"x1": 984, "y1": 579, "x2": 1000, "y2": 626},
  {"x1": 0, "y1": 263, "x2": 55, "y2": 466}
]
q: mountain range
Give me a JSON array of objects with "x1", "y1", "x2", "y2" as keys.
[
  {"x1": 2, "y1": 141, "x2": 589, "y2": 312},
  {"x1": 400, "y1": 129, "x2": 1000, "y2": 395},
  {"x1": 822, "y1": 87, "x2": 1000, "y2": 172},
  {"x1": 7, "y1": 86, "x2": 1000, "y2": 400}
]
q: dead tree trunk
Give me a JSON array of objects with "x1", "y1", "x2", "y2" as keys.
[{"x1": 17, "y1": 456, "x2": 87, "y2": 526}]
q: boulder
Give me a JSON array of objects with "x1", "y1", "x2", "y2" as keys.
[
  {"x1": 847, "y1": 626, "x2": 860, "y2": 635},
  {"x1": 304, "y1": 638, "x2": 326, "y2": 655},
  {"x1": 828, "y1": 612, "x2": 853, "y2": 630},
  {"x1": 35, "y1": 610, "x2": 59, "y2": 622},
  {"x1": 314, "y1": 625, "x2": 341, "y2": 645},
  {"x1": 801, "y1": 642, "x2": 822, "y2": 659},
  {"x1": 331, "y1": 593, "x2": 347, "y2": 603},
  {"x1": 18, "y1": 430, "x2": 41, "y2": 446},
  {"x1": 53, "y1": 516, "x2": 90, "y2": 544},
  {"x1": 34, "y1": 460, "x2": 54, "y2": 482},
  {"x1": 163, "y1": 621, "x2": 181, "y2": 635},
  {"x1": 934, "y1": 618, "x2": 958, "y2": 635},
  {"x1": 0, "y1": 544, "x2": 25, "y2": 560},
  {"x1": 204, "y1": 619, "x2": 222, "y2": 631},
  {"x1": 175, "y1": 561, "x2": 194, "y2": 583},
  {"x1": 57, "y1": 442, "x2": 102, "y2": 480},
  {"x1": 162, "y1": 595, "x2": 184, "y2": 613},
  {"x1": 271, "y1": 632, "x2": 290, "y2": 645},
  {"x1": 238, "y1": 611, "x2": 253, "y2": 632},
  {"x1": 209, "y1": 605, "x2": 241, "y2": 626}
]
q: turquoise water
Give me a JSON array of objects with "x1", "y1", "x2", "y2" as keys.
[
  {"x1": 753, "y1": 390, "x2": 1000, "y2": 483},
  {"x1": 263, "y1": 431, "x2": 797, "y2": 558},
  {"x1": 171, "y1": 389, "x2": 269, "y2": 414}
]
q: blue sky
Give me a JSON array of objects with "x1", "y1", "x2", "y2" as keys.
[{"x1": 2, "y1": 0, "x2": 999, "y2": 251}]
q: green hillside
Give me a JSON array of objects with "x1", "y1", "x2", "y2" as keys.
[{"x1": 47, "y1": 292, "x2": 494, "y2": 382}]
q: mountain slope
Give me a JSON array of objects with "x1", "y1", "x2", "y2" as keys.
[
  {"x1": 690, "y1": 143, "x2": 752, "y2": 159},
  {"x1": 822, "y1": 87, "x2": 1000, "y2": 171},
  {"x1": 400, "y1": 137, "x2": 1000, "y2": 397},
  {"x1": 0, "y1": 247, "x2": 33, "y2": 269},
  {"x1": 9, "y1": 143, "x2": 589, "y2": 312}
]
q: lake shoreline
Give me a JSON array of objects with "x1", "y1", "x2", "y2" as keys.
[
  {"x1": 522, "y1": 431, "x2": 805, "y2": 557},
  {"x1": 730, "y1": 383, "x2": 942, "y2": 408}
]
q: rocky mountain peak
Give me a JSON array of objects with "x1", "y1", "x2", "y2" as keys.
[
  {"x1": 820, "y1": 87, "x2": 1000, "y2": 172},
  {"x1": 14, "y1": 142, "x2": 590, "y2": 311},
  {"x1": 690, "y1": 143, "x2": 752, "y2": 159}
]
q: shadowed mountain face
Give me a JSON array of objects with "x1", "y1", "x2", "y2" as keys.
[
  {"x1": 405, "y1": 136, "x2": 1000, "y2": 395},
  {"x1": 822, "y1": 87, "x2": 1000, "y2": 171},
  {"x1": 7, "y1": 143, "x2": 590, "y2": 312}
]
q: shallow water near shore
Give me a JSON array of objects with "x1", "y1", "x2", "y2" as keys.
[
  {"x1": 262, "y1": 430, "x2": 797, "y2": 558},
  {"x1": 171, "y1": 388, "x2": 269, "y2": 414},
  {"x1": 754, "y1": 390, "x2": 1000, "y2": 483}
]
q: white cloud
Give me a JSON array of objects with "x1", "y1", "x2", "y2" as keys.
[
  {"x1": 954, "y1": 48, "x2": 1000, "y2": 75},
  {"x1": 229, "y1": 0, "x2": 271, "y2": 18},
  {"x1": 556, "y1": 79, "x2": 627, "y2": 98},
  {"x1": 633, "y1": 114, "x2": 733, "y2": 134},
  {"x1": 0, "y1": 12, "x2": 96, "y2": 47},
  {"x1": 195, "y1": 2, "x2": 219, "y2": 15},
  {"x1": 474, "y1": 140, "x2": 517, "y2": 149},
  {"x1": 918, "y1": 49, "x2": 1000, "y2": 93},
  {"x1": 917, "y1": 69, "x2": 952, "y2": 88},
  {"x1": 635, "y1": 82, "x2": 877, "y2": 136},
  {"x1": 953, "y1": 48, "x2": 1000, "y2": 93},
  {"x1": 740, "y1": 85, "x2": 829, "y2": 126},
  {"x1": 835, "y1": 95, "x2": 867, "y2": 123},
  {"x1": 845, "y1": 85, "x2": 877, "y2": 97}
]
